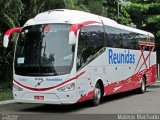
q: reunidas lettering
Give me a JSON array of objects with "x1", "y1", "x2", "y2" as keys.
[
  {"x1": 46, "y1": 78, "x2": 62, "y2": 81},
  {"x1": 108, "y1": 49, "x2": 135, "y2": 64}
]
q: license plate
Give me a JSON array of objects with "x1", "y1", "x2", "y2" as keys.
[{"x1": 34, "y1": 96, "x2": 44, "y2": 100}]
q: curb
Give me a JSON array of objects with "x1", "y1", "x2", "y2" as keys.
[{"x1": 0, "y1": 100, "x2": 15, "y2": 105}]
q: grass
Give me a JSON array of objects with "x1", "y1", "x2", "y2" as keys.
[
  {"x1": 0, "y1": 89, "x2": 13, "y2": 101},
  {"x1": 0, "y1": 81, "x2": 13, "y2": 101}
]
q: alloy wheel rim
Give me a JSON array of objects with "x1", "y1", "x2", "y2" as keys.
[
  {"x1": 94, "y1": 87, "x2": 101, "y2": 103},
  {"x1": 142, "y1": 79, "x2": 145, "y2": 91}
]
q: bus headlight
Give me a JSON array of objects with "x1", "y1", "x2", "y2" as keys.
[
  {"x1": 13, "y1": 84, "x2": 23, "y2": 91},
  {"x1": 57, "y1": 83, "x2": 75, "y2": 92}
]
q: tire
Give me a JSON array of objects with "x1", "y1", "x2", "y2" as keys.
[
  {"x1": 92, "y1": 82, "x2": 102, "y2": 106},
  {"x1": 138, "y1": 76, "x2": 146, "y2": 94}
]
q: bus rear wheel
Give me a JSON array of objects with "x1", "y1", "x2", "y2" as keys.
[
  {"x1": 138, "y1": 76, "x2": 146, "y2": 94},
  {"x1": 92, "y1": 83, "x2": 102, "y2": 106}
]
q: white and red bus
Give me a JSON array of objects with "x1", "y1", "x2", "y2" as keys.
[{"x1": 3, "y1": 9, "x2": 156, "y2": 106}]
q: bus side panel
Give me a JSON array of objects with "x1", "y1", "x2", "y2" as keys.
[
  {"x1": 76, "y1": 48, "x2": 156, "y2": 101},
  {"x1": 89, "y1": 48, "x2": 156, "y2": 96},
  {"x1": 76, "y1": 77, "x2": 87, "y2": 102},
  {"x1": 104, "y1": 49, "x2": 156, "y2": 95},
  {"x1": 76, "y1": 67, "x2": 95, "y2": 103}
]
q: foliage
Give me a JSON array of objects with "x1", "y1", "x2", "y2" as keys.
[
  {"x1": 126, "y1": 0, "x2": 160, "y2": 62},
  {"x1": 126, "y1": 1, "x2": 160, "y2": 30},
  {"x1": 102, "y1": 0, "x2": 118, "y2": 20},
  {"x1": 0, "y1": 0, "x2": 23, "y2": 28},
  {"x1": 0, "y1": 88, "x2": 13, "y2": 101},
  {"x1": 117, "y1": 4, "x2": 131, "y2": 25},
  {"x1": 84, "y1": 0, "x2": 105, "y2": 16},
  {"x1": 65, "y1": 0, "x2": 88, "y2": 11}
]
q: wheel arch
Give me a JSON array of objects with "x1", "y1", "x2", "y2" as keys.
[{"x1": 143, "y1": 74, "x2": 147, "y2": 84}]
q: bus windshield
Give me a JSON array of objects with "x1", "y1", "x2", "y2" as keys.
[{"x1": 14, "y1": 24, "x2": 74, "y2": 76}]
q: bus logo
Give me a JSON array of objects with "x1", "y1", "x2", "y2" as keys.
[
  {"x1": 108, "y1": 49, "x2": 135, "y2": 64},
  {"x1": 35, "y1": 78, "x2": 44, "y2": 87}
]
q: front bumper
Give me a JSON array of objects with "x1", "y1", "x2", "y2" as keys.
[{"x1": 13, "y1": 91, "x2": 77, "y2": 105}]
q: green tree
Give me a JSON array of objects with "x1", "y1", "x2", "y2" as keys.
[
  {"x1": 102, "y1": 0, "x2": 131, "y2": 25},
  {"x1": 0, "y1": 0, "x2": 23, "y2": 28},
  {"x1": 126, "y1": 0, "x2": 160, "y2": 62},
  {"x1": 83, "y1": 0, "x2": 106, "y2": 16}
]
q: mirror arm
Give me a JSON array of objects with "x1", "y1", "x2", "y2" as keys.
[{"x1": 3, "y1": 27, "x2": 22, "y2": 48}]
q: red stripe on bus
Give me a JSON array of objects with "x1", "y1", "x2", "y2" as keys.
[
  {"x1": 13, "y1": 71, "x2": 85, "y2": 91},
  {"x1": 77, "y1": 64, "x2": 156, "y2": 103},
  {"x1": 5, "y1": 28, "x2": 22, "y2": 37},
  {"x1": 70, "y1": 21, "x2": 100, "y2": 36}
]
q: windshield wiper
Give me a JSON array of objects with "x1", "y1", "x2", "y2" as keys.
[{"x1": 43, "y1": 41, "x2": 46, "y2": 57}]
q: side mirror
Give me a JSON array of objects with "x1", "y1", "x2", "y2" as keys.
[
  {"x1": 69, "y1": 21, "x2": 99, "y2": 45},
  {"x1": 69, "y1": 31, "x2": 77, "y2": 45},
  {"x1": 69, "y1": 24, "x2": 79, "y2": 45},
  {"x1": 3, "y1": 27, "x2": 22, "y2": 48}
]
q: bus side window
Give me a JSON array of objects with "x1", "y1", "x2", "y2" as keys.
[
  {"x1": 105, "y1": 26, "x2": 123, "y2": 48},
  {"x1": 77, "y1": 25, "x2": 104, "y2": 70},
  {"x1": 105, "y1": 25, "x2": 140, "y2": 50},
  {"x1": 105, "y1": 26, "x2": 114, "y2": 47}
]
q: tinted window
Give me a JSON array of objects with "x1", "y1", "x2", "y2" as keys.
[
  {"x1": 15, "y1": 24, "x2": 74, "y2": 76},
  {"x1": 105, "y1": 26, "x2": 123, "y2": 48},
  {"x1": 77, "y1": 25, "x2": 105, "y2": 70},
  {"x1": 104, "y1": 25, "x2": 153, "y2": 50}
]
